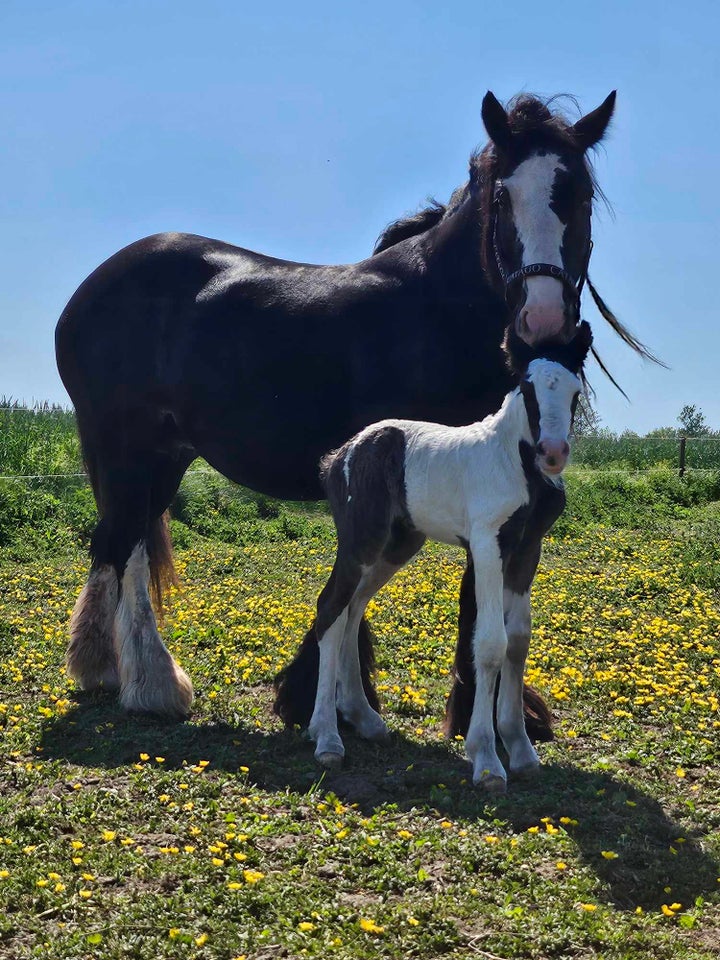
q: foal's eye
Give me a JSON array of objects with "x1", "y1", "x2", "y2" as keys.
[{"x1": 495, "y1": 186, "x2": 510, "y2": 208}]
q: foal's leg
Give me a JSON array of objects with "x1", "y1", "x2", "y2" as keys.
[
  {"x1": 67, "y1": 563, "x2": 120, "y2": 691},
  {"x1": 497, "y1": 587, "x2": 539, "y2": 775},
  {"x1": 114, "y1": 541, "x2": 193, "y2": 718},
  {"x1": 464, "y1": 531, "x2": 508, "y2": 792},
  {"x1": 337, "y1": 527, "x2": 425, "y2": 740},
  {"x1": 308, "y1": 558, "x2": 364, "y2": 768},
  {"x1": 497, "y1": 484, "x2": 565, "y2": 772}
]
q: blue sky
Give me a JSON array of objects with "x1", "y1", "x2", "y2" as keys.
[{"x1": 0, "y1": 0, "x2": 717, "y2": 433}]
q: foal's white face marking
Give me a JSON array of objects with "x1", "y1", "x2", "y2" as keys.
[
  {"x1": 527, "y1": 358, "x2": 581, "y2": 476},
  {"x1": 504, "y1": 153, "x2": 567, "y2": 342}
]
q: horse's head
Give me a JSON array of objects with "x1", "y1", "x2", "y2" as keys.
[
  {"x1": 506, "y1": 320, "x2": 593, "y2": 477},
  {"x1": 473, "y1": 91, "x2": 615, "y2": 347}
]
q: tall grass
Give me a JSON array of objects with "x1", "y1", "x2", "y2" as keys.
[
  {"x1": 0, "y1": 399, "x2": 81, "y2": 476},
  {"x1": 573, "y1": 434, "x2": 720, "y2": 471}
]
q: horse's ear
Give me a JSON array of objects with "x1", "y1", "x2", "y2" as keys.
[
  {"x1": 572, "y1": 91, "x2": 616, "y2": 151},
  {"x1": 482, "y1": 91, "x2": 513, "y2": 152}
]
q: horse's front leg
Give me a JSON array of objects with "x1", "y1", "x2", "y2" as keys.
[
  {"x1": 464, "y1": 532, "x2": 508, "y2": 792},
  {"x1": 497, "y1": 588, "x2": 540, "y2": 776}
]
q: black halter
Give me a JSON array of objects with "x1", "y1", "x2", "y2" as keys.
[{"x1": 492, "y1": 202, "x2": 592, "y2": 309}]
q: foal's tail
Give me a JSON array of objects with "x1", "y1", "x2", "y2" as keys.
[
  {"x1": 273, "y1": 617, "x2": 380, "y2": 728},
  {"x1": 444, "y1": 557, "x2": 554, "y2": 744}
]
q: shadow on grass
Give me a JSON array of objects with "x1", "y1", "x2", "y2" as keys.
[{"x1": 40, "y1": 691, "x2": 719, "y2": 913}]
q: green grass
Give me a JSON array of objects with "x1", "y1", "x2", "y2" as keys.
[
  {"x1": 0, "y1": 503, "x2": 719, "y2": 958},
  {"x1": 0, "y1": 406, "x2": 719, "y2": 956}
]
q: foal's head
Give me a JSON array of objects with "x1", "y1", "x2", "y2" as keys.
[
  {"x1": 508, "y1": 320, "x2": 593, "y2": 477},
  {"x1": 472, "y1": 91, "x2": 615, "y2": 347}
]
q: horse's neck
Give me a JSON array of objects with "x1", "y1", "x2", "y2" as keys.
[{"x1": 422, "y1": 195, "x2": 498, "y2": 302}]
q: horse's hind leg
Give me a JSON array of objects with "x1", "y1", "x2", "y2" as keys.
[
  {"x1": 67, "y1": 563, "x2": 120, "y2": 691},
  {"x1": 94, "y1": 453, "x2": 192, "y2": 718},
  {"x1": 114, "y1": 537, "x2": 191, "y2": 718}
]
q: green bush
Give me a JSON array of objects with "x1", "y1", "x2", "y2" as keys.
[{"x1": 554, "y1": 468, "x2": 720, "y2": 536}]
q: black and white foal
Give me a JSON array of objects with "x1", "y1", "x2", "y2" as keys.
[{"x1": 306, "y1": 323, "x2": 592, "y2": 792}]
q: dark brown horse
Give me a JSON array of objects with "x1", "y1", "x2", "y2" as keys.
[{"x1": 55, "y1": 90, "x2": 650, "y2": 733}]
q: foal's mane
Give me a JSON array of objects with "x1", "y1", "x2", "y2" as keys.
[{"x1": 372, "y1": 94, "x2": 662, "y2": 379}]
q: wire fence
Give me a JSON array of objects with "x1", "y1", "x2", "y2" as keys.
[{"x1": 2, "y1": 404, "x2": 720, "y2": 482}]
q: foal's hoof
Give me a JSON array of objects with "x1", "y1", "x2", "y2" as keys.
[
  {"x1": 316, "y1": 752, "x2": 344, "y2": 771},
  {"x1": 368, "y1": 727, "x2": 392, "y2": 745},
  {"x1": 361, "y1": 721, "x2": 391, "y2": 744},
  {"x1": 511, "y1": 761, "x2": 541, "y2": 780},
  {"x1": 475, "y1": 774, "x2": 507, "y2": 795}
]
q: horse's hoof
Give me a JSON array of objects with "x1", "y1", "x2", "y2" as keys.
[
  {"x1": 316, "y1": 752, "x2": 344, "y2": 771},
  {"x1": 475, "y1": 774, "x2": 507, "y2": 794}
]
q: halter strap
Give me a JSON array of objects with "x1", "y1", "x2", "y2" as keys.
[{"x1": 492, "y1": 206, "x2": 593, "y2": 307}]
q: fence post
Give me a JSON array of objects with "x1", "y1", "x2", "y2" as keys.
[{"x1": 679, "y1": 436, "x2": 687, "y2": 478}]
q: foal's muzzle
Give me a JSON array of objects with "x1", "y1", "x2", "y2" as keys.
[{"x1": 537, "y1": 439, "x2": 570, "y2": 476}]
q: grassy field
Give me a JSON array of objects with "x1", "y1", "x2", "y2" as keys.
[{"x1": 0, "y1": 413, "x2": 720, "y2": 958}]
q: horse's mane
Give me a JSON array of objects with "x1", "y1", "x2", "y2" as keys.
[
  {"x1": 373, "y1": 200, "x2": 447, "y2": 254},
  {"x1": 373, "y1": 94, "x2": 661, "y2": 372}
]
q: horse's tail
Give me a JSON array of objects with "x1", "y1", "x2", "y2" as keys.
[
  {"x1": 444, "y1": 556, "x2": 554, "y2": 743},
  {"x1": 273, "y1": 616, "x2": 380, "y2": 728},
  {"x1": 145, "y1": 511, "x2": 178, "y2": 616},
  {"x1": 521, "y1": 684, "x2": 554, "y2": 743}
]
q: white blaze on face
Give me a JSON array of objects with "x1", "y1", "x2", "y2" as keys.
[
  {"x1": 527, "y1": 359, "x2": 580, "y2": 475},
  {"x1": 504, "y1": 153, "x2": 567, "y2": 342}
]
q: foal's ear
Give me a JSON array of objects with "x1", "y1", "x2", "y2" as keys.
[
  {"x1": 572, "y1": 91, "x2": 617, "y2": 151},
  {"x1": 482, "y1": 91, "x2": 513, "y2": 152}
]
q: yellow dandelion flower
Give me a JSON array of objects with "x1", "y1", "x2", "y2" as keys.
[
  {"x1": 359, "y1": 918, "x2": 385, "y2": 934},
  {"x1": 298, "y1": 921, "x2": 316, "y2": 932},
  {"x1": 242, "y1": 869, "x2": 264, "y2": 884},
  {"x1": 601, "y1": 850, "x2": 619, "y2": 860}
]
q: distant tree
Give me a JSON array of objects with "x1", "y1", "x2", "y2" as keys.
[
  {"x1": 677, "y1": 404, "x2": 710, "y2": 437},
  {"x1": 645, "y1": 426, "x2": 678, "y2": 439},
  {"x1": 572, "y1": 395, "x2": 602, "y2": 438}
]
